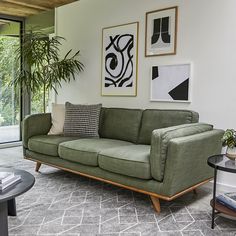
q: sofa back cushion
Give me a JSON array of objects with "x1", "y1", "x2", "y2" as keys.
[
  {"x1": 99, "y1": 108, "x2": 143, "y2": 143},
  {"x1": 138, "y1": 109, "x2": 199, "y2": 145}
]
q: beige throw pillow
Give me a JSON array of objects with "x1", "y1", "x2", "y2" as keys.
[{"x1": 48, "y1": 103, "x2": 65, "y2": 135}]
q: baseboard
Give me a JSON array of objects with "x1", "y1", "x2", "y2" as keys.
[{"x1": 0, "y1": 142, "x2": 22, "y2": 149}]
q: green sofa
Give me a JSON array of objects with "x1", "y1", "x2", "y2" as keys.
[{"x1": 22, "y1": 108, "x2": 223, "y2": 212}]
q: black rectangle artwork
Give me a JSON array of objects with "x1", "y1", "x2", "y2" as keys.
[
  {"x1": 151, "y1": 64, "x2": 191, "y2": 102},
  {"x1": 145, "y1": 6, "x2": 177, "y2": 56},
  {"x1": 151, "y1": 17, "x2": 171, "y2": 47}
]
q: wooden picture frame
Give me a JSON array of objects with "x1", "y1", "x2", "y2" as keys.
[
  {"x1": 145, "y1": 6, "x2": 178, "y2": 57},
  {"x1": 101, "y1": 22, "x2": 139, "y2": 96}
]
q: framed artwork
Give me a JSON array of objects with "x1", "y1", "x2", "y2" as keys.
[
  {"x1": 150, "y1": 63, "x2": 191, "y2": 102},
  {"x1": 145, "y1": 6, "x2": 178, "y2": 57},
  {"x1": 101, "y1": 22, "x2": 139, "y2": 96}
]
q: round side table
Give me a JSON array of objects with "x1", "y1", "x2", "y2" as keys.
[
  {"x1": 0, "y1": 168, "x2": 35, "y2": 236},
  {"x1": 207, "y1": 154, "x2": 236, "y2": 229}
]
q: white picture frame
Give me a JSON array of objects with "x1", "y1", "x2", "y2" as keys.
[
  {"x1": 101, "y1": 22, "x2": 139, "y2": 96},
  {"x1": 145, "y1": 6, "x2": 178, "y2": 57},
  {"x1": 150, "y1": 63, "x2": 191, "y2": 103}
]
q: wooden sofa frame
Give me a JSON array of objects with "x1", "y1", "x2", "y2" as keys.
[{"x1": 27, "y1": 158, "x2": 212, "y2": 213}]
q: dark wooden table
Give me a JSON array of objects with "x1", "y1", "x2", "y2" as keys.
[
  {"x1": 207, "y1": 155, "x2": 236, "y2": 229},
  {"x1": 0, "y1": 168, "x2": 35, "y2": 236}
]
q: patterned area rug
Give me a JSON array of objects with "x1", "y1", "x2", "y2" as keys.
[{"x1": 0, "y1": 147, "x2": 236, "y2": 236}]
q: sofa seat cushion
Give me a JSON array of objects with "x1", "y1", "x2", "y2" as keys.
[
  {"x1": 98, "y1": 145, "x2": 151, "y2": 179},
  {"x1": 58, "y1": 138, "x2": 132, "y2": 166},
  {"x1": 28, "y1": 135, "x2": 78, "y2": 157}
]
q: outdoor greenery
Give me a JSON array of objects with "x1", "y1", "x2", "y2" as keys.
[
  {"x1": 0, "y1": 30, "x2": 84, "y2": 128},
  {"x1": 0, "y1": 35, "x2": 48, "y2": 127},
  {"x1": 0, "y1": 36, "x2": 20, "y2": 126},
  {"x1": 13, "y1": 30, "x2": 84, "y2": 112}
]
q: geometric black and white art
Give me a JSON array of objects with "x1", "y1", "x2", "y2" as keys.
[
  {"x1": 145, "y1": 6, "x2": 177, "y2": 57},
  {"x1": 151, "y1": 64, "x2": 191, "y2": 102},
  {"x1": 102, "y1": 22, "x2": 138, "y2": 96}
]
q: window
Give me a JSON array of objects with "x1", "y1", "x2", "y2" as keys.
[{"x1": 0, "y1": 19, "x2": 21, "y2": 143}]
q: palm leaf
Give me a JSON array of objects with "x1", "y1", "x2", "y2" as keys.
[{"x1": 12, "y1": 29, "x2": 84, "y2": 111}]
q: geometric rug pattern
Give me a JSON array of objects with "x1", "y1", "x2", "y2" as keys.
[{"x1": 0, "y1": 147, "x2": 235, "y2": 236}]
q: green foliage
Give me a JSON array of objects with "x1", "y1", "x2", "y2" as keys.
[
  {"x1": 0, "y1": 36, "x2": 20, "y2": 126},
  {"x1": 13, "y1": 30, "x2": 84, "y2": 112},
  {"x1": 222, "y1": 129, "x2": 236, "y2": 148},
  {"x1": 31, "y1": 85, "x2": 49, "y2": 114}
]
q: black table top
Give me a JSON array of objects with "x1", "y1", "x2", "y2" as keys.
[
  {"x1": 0, "y1": 168, "x2": 35, "y2": 203},
  {"x1": 207, "y1": 155, "x2": 236, "y2": 174}
]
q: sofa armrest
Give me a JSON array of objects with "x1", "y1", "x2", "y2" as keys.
[
  {"x1": 150, "y1": 123, "x2": 213, "y2": 182},
  {"x1": 160, "y1": 129, "x2": 224, "y2": 197},
  {"x1": 22, "y1": 113, "x2": 52, "y2": 148}
]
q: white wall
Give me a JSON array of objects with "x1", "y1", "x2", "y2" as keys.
[{"x1": 55, "y1": 0, "x2": 236, "y2": 188}]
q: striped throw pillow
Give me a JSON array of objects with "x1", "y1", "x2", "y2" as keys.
[{"x1": 63, "y1": 102, "x2": 102, "y2": 137}]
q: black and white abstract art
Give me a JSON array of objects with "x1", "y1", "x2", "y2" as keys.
[
  {"x1": 150, "y1": 64, "x2": 191, "y2": 102},
  {"x1": 145, "y1": 6, "x2": 177, "y2": 56},
  {"x1": 102, "y1": 22, "x2": 138, "y2": 96}
]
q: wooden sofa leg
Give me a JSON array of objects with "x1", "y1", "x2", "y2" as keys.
[
  {"x1": 150, "y1": 196, "x2": 161, "y2": 213},
  {"x1": 35, "y1": 162, "x2": 41, "y2": 172}
]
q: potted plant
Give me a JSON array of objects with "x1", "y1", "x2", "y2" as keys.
[
  {"x1": 222, "y1": 129, "x2": 236, "y2": 159},
  {"x1": 13, "y1": 30, "x2": 84, "y2": 112}
]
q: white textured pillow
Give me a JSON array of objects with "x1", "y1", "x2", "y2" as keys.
[{"x1": 48, "y1": 103, "x2": 65, "y2": 135}]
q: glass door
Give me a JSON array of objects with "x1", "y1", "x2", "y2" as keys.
[{"x1": 0, "y1": 19, "x2": 21, "y2": 143}]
